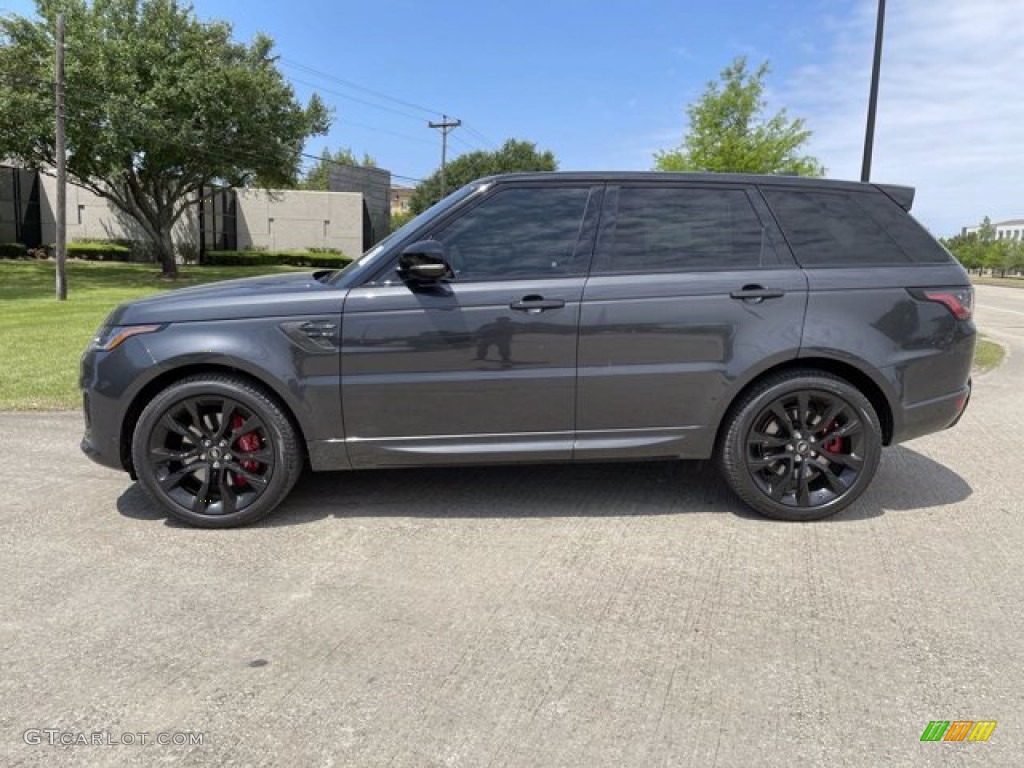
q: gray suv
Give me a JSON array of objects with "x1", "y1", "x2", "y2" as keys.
[{"x1": 81, "y1": 172, "x2": 975, "y2": 527}]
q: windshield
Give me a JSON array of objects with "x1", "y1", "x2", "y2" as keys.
[{"x1": 330, "y1": 181, "x2": 487, "y2": 284}]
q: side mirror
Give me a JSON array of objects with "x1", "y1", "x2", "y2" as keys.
[{"x1": 398, "y1": 240, "x2": 452, "y2": 282}]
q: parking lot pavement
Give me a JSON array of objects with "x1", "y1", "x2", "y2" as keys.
[{"x1": 1, "y1": 284, "x2": 1021, "y2": 767}]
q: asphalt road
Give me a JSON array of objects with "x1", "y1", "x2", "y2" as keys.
[{"x1": 1, "y1": 284, "x2": 1022, "y2": 767}]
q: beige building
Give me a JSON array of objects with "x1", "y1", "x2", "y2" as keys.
[
  {"x1": 26, "y1": 171, "x2": 365, "y2": 258},
  {"x1": 961, "y1": 219, "x2": 1024, "y2": 241},
  {"x1": 233, "y1": 188, "x2": 362, "y2": 254},
  {"x1": 390, "y1": 184, "x2": 415, "y2": 216}
]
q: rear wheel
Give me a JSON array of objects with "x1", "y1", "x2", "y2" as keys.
[
  {"x1": 131, "y1": 375, "x2": 303, "y2": 528},
  {"x1": 718, "y1": 370, "x2": 882, "y2": 521}
]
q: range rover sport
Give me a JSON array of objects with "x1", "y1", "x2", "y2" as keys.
[{"x1": 80, "y1": 172, "x2": 975, "y2": 527}]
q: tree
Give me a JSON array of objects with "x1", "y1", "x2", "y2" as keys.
[
  {"x1": 940, "y1": 232, "x2": 983, "y2": 273},
  {"x1": 655, "y1": 57, "x2": 825, "y2": 176},
  {"x1": 299, "y1": 147, "x2": 376, "y2": 191},
  {"x1": 410, "y1": 139, "x2": 556, "y2": 214},
  {"x1": 0, "y1": 0, "x2": 329, "y2": 275}
]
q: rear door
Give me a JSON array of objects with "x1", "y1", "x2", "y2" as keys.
[
  {"x1": 575, "y1": 182, "x2": 807, "y2": 460},
  {"x1": 341, "y1": 183, "x2": 603, "y2": 466}
]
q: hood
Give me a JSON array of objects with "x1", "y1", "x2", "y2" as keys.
[{"x1": 107, "y1": 271, "x2": 345, "y2": 325}]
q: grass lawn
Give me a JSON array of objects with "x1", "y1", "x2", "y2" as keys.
[
  {"x1": 972, "y1": 275, "x2": 1024, "y2": 289},
  {"x1": 974, "y1": 336, "x2": 1006, "y2": 374},
  {"x1": 0, "y1": 259, "x2": 310, "y2": 410}
]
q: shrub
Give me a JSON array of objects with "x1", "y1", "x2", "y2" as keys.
[
  {"x1": 66, "y1": 241, "x2": 132, "y2": 261},
  {"x1": 0, "y1": 242, "x2": 28, "y2": 258},
  {"x1": 205, "y1": 250, "x2": 350, "y2": 268}
]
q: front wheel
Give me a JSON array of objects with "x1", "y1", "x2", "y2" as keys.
[
  {"x1": 131, "y1": 375, "x2": 303, "y2": 528},
  {"x1": 718, "y1": 370, "x2": 882, "y2": 521}
]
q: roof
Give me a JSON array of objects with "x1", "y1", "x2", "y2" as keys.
[{"x1": 474, "y1": 171, "x2": 915, "y2": 210}]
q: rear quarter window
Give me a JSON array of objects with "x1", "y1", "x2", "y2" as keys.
[{"x1": 761, "y1": 187, "x2": 947, "y2": 267}]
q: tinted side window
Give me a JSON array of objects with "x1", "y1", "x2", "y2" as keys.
[
  {"x1": 761, "y1": 188, "x2": 911, "y2": 267},
  {"x1": 595, "y1": 186, "x2": 770, "y2": 273},
  {"x1": 855, "y1": 192, "x2": 951, "y2": 263},
  {"x1": 433, "y1": 186, "x2": 592, "y2": 281}
]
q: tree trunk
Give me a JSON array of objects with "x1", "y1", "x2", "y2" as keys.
[{"x1": 156, "y1": 222, "x2": 178, "y2": 276}]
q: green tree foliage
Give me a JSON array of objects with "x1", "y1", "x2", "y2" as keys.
[
  {"x1": 941, "y1": 217, "x2": 1024, "y2": 276},
  {"x1": 299, "y1": 147, "x2": 376, "y2": 191},
  {"x1": 0, "y1": 0, "x2": 330, "y2": 274},
  {"x1": 655, "y1": 57, "x2": 825, "y2": 176},
  {"x1": 410, "y1": 139, "x2": 557, "y2": 214}
]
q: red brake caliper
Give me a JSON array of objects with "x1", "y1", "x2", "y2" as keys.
[
  {"x1": 820, "y1": 420, "x2": 842, "y2": 453},
  {"x1": 231, "y1": 413, "x2": 262, "y2": 488}
]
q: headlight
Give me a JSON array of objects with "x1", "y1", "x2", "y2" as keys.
[{"x1": 91, "y1": 324, "x2": 163, "y2": 350}]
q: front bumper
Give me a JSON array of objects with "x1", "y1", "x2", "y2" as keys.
[{"x1": 79, "y1": 340, "x2": 154, "y2": 473}]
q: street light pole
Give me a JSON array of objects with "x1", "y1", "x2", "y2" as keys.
[
  {"x1": 861, "y1": 0, "x2": 886, "y2": 182},
  {"x1": 55, "y1": 12, "x2": 67, "y2": 300}
]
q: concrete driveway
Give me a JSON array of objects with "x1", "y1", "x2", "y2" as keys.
[{"x1": 1, "y1": 285, "x2": 1021, "y2": 767}]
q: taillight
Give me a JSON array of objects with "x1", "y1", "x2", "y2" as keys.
[{"x1": 909, "y1": 287, "x2": 973, "y2": 321}]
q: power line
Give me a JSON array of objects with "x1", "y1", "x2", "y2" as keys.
[
  {"x1": 280, "y1": 58, "x2": 443, "y2": 118},
  {"x1": 2, "y1": 73, "x2": 427, "y2": 183}
]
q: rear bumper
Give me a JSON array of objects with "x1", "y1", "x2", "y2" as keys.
[{"x1": 892, "y1": 379, "x2": 971, "y2": 444}]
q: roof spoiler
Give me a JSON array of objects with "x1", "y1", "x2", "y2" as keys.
[{"x1": 876, "y1": 183, "x2": 915, "y2": 211}]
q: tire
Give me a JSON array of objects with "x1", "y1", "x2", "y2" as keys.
[
  {"x1": 131, "y1": 374, "x2": 303, "y2": 528},
  {"x1": 717, "y1": 370, "x2": 882, "y2": 521}
]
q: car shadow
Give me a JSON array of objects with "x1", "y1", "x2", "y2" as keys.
[{"x1": 116, "y1": 445, "x2": 972, "y2": 527}]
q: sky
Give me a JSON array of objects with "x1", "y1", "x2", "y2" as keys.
[{"x1": 2, "y1": 0, "x2": 1021, "y2": 236}]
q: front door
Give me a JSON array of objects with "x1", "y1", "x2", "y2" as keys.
[{"x1": 341, "y1": 184, "x2": 603, "y2": 467}]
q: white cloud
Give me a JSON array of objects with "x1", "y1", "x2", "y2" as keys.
[{"x1": 784, "y1": 0, "x2": 1024, "y2": 235}]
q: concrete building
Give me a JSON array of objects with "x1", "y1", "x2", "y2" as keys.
[
  {"x1": 233, "y1": 188, "x2": 362, "y2": 255},
  {"x1": 1, "y1": 165, "x2": 371, "y2": 260},
  {"x1": 961, "y1": 219, "x2": 1024, "y2": 241}
]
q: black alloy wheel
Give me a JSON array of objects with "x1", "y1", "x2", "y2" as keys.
[
  {"x1": 132, "y1": 375, "x2": 303, "y2": 528},
  {"x1": 719, "y1": 370, "x2": 882, "y2": 521}
]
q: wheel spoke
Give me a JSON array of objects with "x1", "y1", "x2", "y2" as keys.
[
  {"x1": 219, "y1": 469, "x2": 238, "y2": 515},
  {"x1": 161, "y1": 414, "x2": 191, "y2": 439},
  {"x1": 226, "y1": 462, "x2": 269, "y2": 486},
  {"x1": 834, "y1": 418, "x2": 862, "y2": 439},
  {"x1": 151, "y1": 446, "x2": 198, "y2": 462},
  {"x1": 751, "y1": 433, "x2": 789, "y2": 449},
  {"x1": 160, "y1": 463, "x2": 196, "y2": 491},
  {"x1": 183, "y1": 399, "x2": 203, "y2": 433},
  {"x1": 796, "y1": 467, "x2": 811, "y2": 506},
  {"x1": 231, "y1": 414, "x2": 260, "y2": 439},
  {"x1": 748, "y1": 455, "x2": 783, "y2": 470},
  {"x1": 811, "y1": 459, "x2": 848, "y2": 495},
  {"x1": 796, "y1": 392, "x2": 811, "y2": 430},
  {"x1": 769, "y1": 463, "x2": 798, "y2": 500},
  {"x1": 820, "y1": 449, "x2": 864, "y2": 470},
  {"x1": 768, "y1": 403, "x2": 793, "y2": 435},
  {"x1": 213, "y1": 400, "x2": 238, "y2": 441},
  {"x1": 235, "y1": 446, "x2": 273, "y2": 463},
  {"x1": 815, "y1": 400, "x2": 845, "y2": 432},
  {"x1": 192, "y1": 470, "x2": 212, "y2": 514}
]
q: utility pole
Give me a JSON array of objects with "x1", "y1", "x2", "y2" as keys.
[
  {"x1": 861, "y1": 0, "x2": 886, "y2": 182},
  {"x1": 428, "y1": 115, "x2": 461, "y2": 198},
  {"x1": 54, "y1": 12, "x2": 67, "y2": 300}
]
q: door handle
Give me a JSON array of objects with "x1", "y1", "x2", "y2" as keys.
[
  {"x1": 510, "y1": 296, "x2": 565, "y2": 313},
  {"x1": 730, "y1": 285, "x2": 785, "y2": 302}
]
